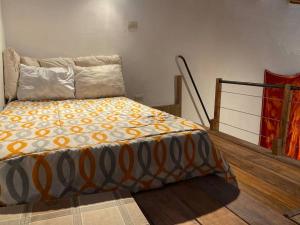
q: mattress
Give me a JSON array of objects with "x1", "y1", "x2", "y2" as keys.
[{"x1": 0, "y1": 97, "x2": 233, "y2": 205}]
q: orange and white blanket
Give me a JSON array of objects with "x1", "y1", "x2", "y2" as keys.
[{"x1": 0, "y1": 97, "x2": 233, "y2": 205}]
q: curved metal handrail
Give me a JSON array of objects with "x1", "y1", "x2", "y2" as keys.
[{"x1": 176, "y1": 55, "x2": 211, "y2": 125}]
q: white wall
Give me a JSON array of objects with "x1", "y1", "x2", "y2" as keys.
[
  {"x1": 2, "y1": 0, "x2": 300, "y2": 143},
  {"x1": 0, "y1": 0, "x2": 5, "y2": 110}
]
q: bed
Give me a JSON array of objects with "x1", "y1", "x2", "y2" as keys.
[{"x1": 0, "y1": 49, "x2": 233, "y2": 205}]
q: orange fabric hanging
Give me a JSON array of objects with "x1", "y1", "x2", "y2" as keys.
[{"x1": 260, "y1": 70, "x2": 300, "y2": 160}]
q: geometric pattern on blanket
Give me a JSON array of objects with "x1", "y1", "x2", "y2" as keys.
[{"x1": 0, "y1": 97, "x2": 234, "y2": 205}]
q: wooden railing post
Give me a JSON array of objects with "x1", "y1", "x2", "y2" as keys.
[
  {"x1": 211, "y1": 78, "x2": 222, "y2": 131},
  {"x1": 175, "y1": 75, "x2": 182, "y2": 117},
  {"x1": 175, "y1": 75, "x2": 182, "y2": 105},
  {"x1": 272, "y1": 84, "x2": 292, "y2": 155}
]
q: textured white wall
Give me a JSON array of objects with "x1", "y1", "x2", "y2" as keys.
[
  {"x1": 2, "y1": 0, "x2": 300, "y2": 143},
  {"x1": 0, "y1": 0, "x2": 5, "y2": 110}
]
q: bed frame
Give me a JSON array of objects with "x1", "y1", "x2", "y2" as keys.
[{"x1": 153, "y1": 75, "x2": 182, "y2": 117}]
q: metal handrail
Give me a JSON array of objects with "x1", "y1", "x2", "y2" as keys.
[
  {"x1": 220, "y1": 79, "x2": 300, "y2": 91},
  {"x1": 176, "y1": 55, "x2": 211, "y2": 125},
  {"x1": 215, "y1": 78, "x2": 300, "y2": 157}
]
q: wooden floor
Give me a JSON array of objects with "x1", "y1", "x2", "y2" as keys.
[{"x1": 134, "y1": 131, "x2": 300, "y2": 225}]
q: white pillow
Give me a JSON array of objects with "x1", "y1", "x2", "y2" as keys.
[
  {"x1": 74, "y1": 64, "x2": 126, "y2": 99},
  {"x1": 17, "y1": 64, "x2": 75, "y2": 101}
]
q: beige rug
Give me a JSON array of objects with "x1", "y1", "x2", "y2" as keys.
[{"x1": 0, "y1": 191, "x2": 149, "y2": 225}]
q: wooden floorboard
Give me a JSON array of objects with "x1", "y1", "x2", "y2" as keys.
[
  {"x1": 209, "y1": 132, "x2": 300, "y2": 213},
  {"x1": 170, "y1": 180, "x2": 248, "y2": 225},
  {"x1": 234, "y1": 174, "x2": 290, "y2": 214},
  {"x1": 285, "y1": 209, "x2": 300, "y2": 224},
  {"x1": 134, "y1": 186, "x2": 200, "y2": 225},
  {"x1": 135, "y1": 177, "x2": 247, "y2": 225},
  {"x1": 134, "y1": 132, "x2": 300, "y2": 225},
  {"x1": 212, "y1": 135, "x2": 300, "y2": 191},
  {"x1": 209, "y1": 132, "x2": 300, "y2": 185},
  {"x1": 231, "y1": 164, "x2": 299, "y2": 212},
  {"x1": 191, "y1": 176, "x2": 295, "y2": 225},
  {"x1": 135, "y1": 175, "x2": 296, "y2": 225}
]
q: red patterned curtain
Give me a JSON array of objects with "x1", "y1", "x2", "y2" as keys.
[{"x1": 260, "y1": 70, "x2": 300, "y2": 160}]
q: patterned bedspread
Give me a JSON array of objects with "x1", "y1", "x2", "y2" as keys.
[{"x1": 0, "y1": 97, "x2": 233, "y2": 205}]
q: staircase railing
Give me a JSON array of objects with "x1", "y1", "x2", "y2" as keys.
[
  {"x1": 176, "y1": 55, "x2": 211, "y2": 125},
  {"x1": 211, "y1": 78, "x2": 300, "y2": 157}
]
